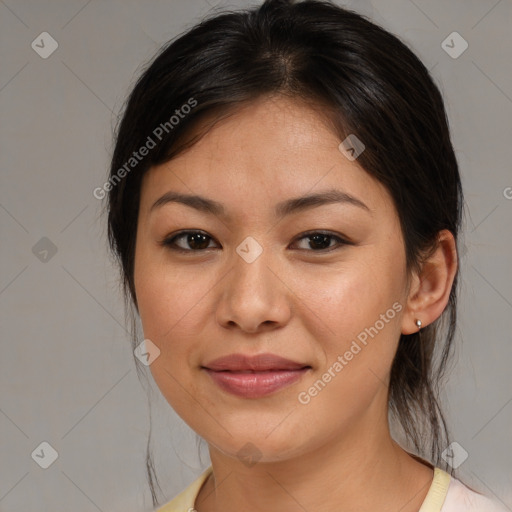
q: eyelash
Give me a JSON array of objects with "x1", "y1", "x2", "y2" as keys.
[{"x1": 160, "y1": 230, "x2": 352, "y2": 254}]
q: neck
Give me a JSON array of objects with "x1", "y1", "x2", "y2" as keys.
[{"x1": 195, "y1": 407, "x2": 434, "y2": 512}]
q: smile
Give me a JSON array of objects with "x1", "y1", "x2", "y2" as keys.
[
  {"x1": 202, "y1": 353, "x2": 311, "y2": 398},
  {"x1": 203, "y1": 368, "x2": 310, "y2": 398}
]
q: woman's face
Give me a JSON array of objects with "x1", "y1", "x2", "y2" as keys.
[{"x1": 134, "y1": 95, "x2": 411, "y2": 462}]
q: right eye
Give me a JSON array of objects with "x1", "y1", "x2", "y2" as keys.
[{"x1": 160, "y1": 230, "x2": 219, "y2": 253}]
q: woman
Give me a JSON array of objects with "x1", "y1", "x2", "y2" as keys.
[{"x1": 106, "y1": 0, "x2": 508, "y2": 510}]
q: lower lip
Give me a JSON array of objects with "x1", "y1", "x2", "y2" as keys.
[{"x1": 204, "y1": 368, "x2": 309, "y2": 398}]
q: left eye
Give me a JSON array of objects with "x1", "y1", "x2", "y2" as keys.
[
  {"x1": 291, "y1": 231, "x2": 350, "y2": 252},
  {"x1": 161, "y1": 230, "x2": 350, "y2": 253}
]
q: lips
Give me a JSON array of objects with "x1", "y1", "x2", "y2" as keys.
[
  {"x1": 204, "y1": 353, "x2": 309, "y2": 372},
  {"x1": 202, "y1": 353, "x2": 311, "y2": 398}
]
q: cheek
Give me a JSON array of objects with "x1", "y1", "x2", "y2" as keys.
[
  {"x1": 133, "y1": 248, "x2": 210, "y2": 379},
  {"x1": 134, "y1": 251, "x2": 213, "y2": 340},
  {"x1": 290, "y1": 264, "x2": 404, "y2": 427},
  {"x1": 298, "y1": 258, "x2": 403, "y2": 339},
  {"x1": 134, "y1": 256, "x2": 213, "y2": 413},
  {"x1": 294, "y1": 256, "x2": 406, "y2": 400}
]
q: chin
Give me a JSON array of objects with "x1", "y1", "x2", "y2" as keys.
[{"x1": 202, "y1": 421, "x2": 313, "y2": 465}]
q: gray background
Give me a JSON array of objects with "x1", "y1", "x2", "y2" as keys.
[{"x1": 1, "y1": 0, "x2": 511, "y2": 511}]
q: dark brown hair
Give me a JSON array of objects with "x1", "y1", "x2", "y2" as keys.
[{"x1": 107, "y1": 0, "x2": 463, "y2": 505}]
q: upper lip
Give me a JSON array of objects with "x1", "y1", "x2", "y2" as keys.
[{"x1": 202, "y1": 353, "x2": 310, "y2": 372}]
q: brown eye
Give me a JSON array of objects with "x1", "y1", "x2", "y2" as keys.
[
  {"x1": 292, "y1": 231, "x2": 351, "y2": 252},
  {"x1": 306, "y1": 233, "x2": 334, "y2": 250},
  {"x1": 162, "y1": 231, "x2": 218, "y2": 252},
  {"x1": 161, "y1": 229, "x2": 351, "y2": 254}
]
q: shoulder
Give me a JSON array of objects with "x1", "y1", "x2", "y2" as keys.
[
  {"x1": 441, "y1": 474, "x2": 509, "y2": 512},
  {"x1": 154, "y1": 467, "x2": 212, "y2": 512}
]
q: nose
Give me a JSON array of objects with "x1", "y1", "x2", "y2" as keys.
[{"x1": 215, "y1": 243, "x2": 292, "y2": 334}]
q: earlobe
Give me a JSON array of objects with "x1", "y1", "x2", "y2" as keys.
[{"x1": 401, "y1": 229, "x2": 458, "y2": 335}]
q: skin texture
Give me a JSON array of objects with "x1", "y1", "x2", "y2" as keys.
[{"x1": 134, "y1": 95, "x2": 457, "y2": 512}]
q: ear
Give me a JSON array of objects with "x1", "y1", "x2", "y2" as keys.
[{"x1": 401, "y1": 229, "x2": 458, "y2": 335}]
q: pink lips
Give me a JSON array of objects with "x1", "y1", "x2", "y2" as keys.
[{"x1": 202, "y1": 353, "x2": 311, "y2": 398}]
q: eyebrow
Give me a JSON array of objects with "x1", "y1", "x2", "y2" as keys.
[{"x1": 150, "y1": 188, "x2": 370, "y2": 219}]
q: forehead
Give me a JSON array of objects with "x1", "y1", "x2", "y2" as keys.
[{"x1": 139, "y1": 95, "x2": 393, "y2": 217}]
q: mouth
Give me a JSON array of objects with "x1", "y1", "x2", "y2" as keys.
[{"x1": 201, "y1": 353, "x2": 311, "y2": 398}]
